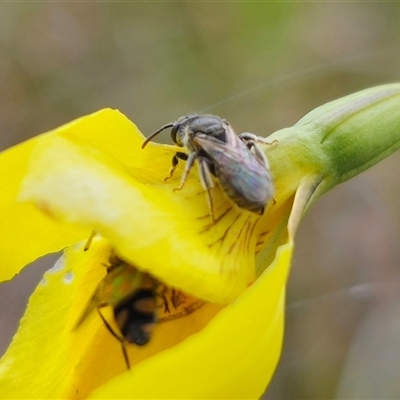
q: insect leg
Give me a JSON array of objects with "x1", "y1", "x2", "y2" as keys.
[
  {"x1": 240, "y1": 132, "x2": 278, "y2": 147},
  {"x1": 250, "y1": 142, "x2": 269, "y2": 168},
  {"x1": 155, "y1": 284, "x2": 170, "y2": 313},
  {"x1": 164, "y1": 152, "x2": 188, "y2": 182},
  {"x1": 198, "y1": 158, "x2": 216, "y2": 223},
  {"x1": 238, "y1": 133, "x2": 271, "y2": 168},
  {"x1": 97, "y1": 304, "x2": 131, "y2": 369},
  {"x1": 170, "y1": 288, "x2": 184, "y2": 309},
  {"x1": 83, "y1": 231, "x2": 96, "y2": 251},
  {"x1": 173, "y1": 151, "x2": 198, "y2": 191},
  {"x1": 239, "y1": 132, "x2": 277, "y2": 145},
  {"x1": 239, "y1": 132, "x2": 259, "y2": 141}
]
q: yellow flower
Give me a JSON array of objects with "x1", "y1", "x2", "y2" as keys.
[{"x1": 1, "y1": 84, "x2": 400, "y2": 399}]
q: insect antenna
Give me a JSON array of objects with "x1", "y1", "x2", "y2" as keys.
[
  {"x1": 141, "y1": 122, "x2": 175, "y2": 149},
  {"x1": 97, "y1": 305, "x2": 132, "y2": 369}
]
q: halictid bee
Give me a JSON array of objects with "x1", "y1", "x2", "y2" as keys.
[
  {"x1": 141, "y1": 114, "x2": 274, "y2": 222},
  {"x1": 74, "y1": 253, "x2": 157, "y2": 369},
  {"x1": 75, "y1": 250, "x2": 205, "y2": 369}
]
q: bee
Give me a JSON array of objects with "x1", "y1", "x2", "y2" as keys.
[
  {"x1": 141, "y1": 114, "x2": 274, "y2": 222},
  {"x1": 74, "y1": 253, "x2": 157, "y2": 369},
  {"x1": 75, "y1": 251, "x2": 205, "y2": 369}
]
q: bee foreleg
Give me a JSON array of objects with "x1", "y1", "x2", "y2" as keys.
[
  {"x1": 97, "y1": 305, "x2": 131, "y2": 369},
  {"x1": 198, "y1": 158, "x2": 216, "y2": 223},
  {"x1": 165, "y1": 152, "x2": 188, "y2": 182},
  {"x1": 173, "y1": 151, "x2": 197, "y2": 191}
]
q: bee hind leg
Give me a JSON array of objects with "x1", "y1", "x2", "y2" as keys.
[{"x1": 198, "y1": 158, "x2": 216, "y2": 223}]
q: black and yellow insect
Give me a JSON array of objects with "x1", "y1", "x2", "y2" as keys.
[
  {"x1": 75, "y1": 253, "x2": 157, "y2": 368},
  {"x1": 75, "y1": 251, "x2": 204, "y2": 369}
]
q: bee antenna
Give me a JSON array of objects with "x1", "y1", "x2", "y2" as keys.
[
  {"x1": 121, "y1": 342, "x2": 131, "y2": 369},
  {"x1": 141, "y1": 122, "x2": 175, "y2": 149}
]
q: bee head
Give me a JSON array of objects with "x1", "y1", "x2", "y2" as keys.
[
  {"x1": 172, "y1": 114, "x2": 227, "y2": 146},
  {"x1": 170, "y1": 114, "x2": 198, "y2": 146},
  {"x1": 142, "y1": 114, "x2": 228, "y2": 149}
]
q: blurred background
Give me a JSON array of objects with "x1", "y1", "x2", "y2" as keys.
[{"x1": 1, "y1": 2, "x2": 400, "y2": 399}]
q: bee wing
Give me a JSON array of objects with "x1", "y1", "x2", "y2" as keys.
[
  {"x1": 73, "y1": 288, "x2": 101, "y2": 329},
  {"x1": 193, "y1": 133, "x2": 268, "y2": 177},
  {"x1": 101, "y1": 266, "x2": 145, "y2": 306},
  {"x1": 74, "y1": 265, "x2": 144, "y2": 330},
  {"x1": 193, "y1": 134, "x2": 274, "y2": 204}
]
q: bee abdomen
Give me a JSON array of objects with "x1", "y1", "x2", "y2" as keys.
[
  {"x1": 114, "y1": 288, "x2": 157, "y2": 346},
  {"x1": 226, "y1": 190, "x2": 266, "y2": 214},
  {"x1": 218, "y1": 172, "x2": 273, "y2": 215}
]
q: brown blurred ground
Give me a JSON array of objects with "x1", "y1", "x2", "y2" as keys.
[{"x1": 1, "y1": 3, "x2": 400, "y2": 399}]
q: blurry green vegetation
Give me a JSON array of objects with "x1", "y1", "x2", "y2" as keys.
[{"x1": 1, "y1": 2, "x2": 400, "y2": 399}]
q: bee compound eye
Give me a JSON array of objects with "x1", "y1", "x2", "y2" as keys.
[{"x1": 170, "y1": 123, "x2": 180, "y2": 143}]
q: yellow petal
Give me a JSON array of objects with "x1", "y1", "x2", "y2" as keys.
[
  {"x1": 0, "y1": 237, "x2": 216, "y2": 398},
  {"x1": 3, "y1": 84, "x2": 400, "y2": 399},
  {"x1": 0, "y1": 108, "x2": 144, "y2": 282},
  {"x1": 19, "y1": 113, "x2": 277, "y2": 303},
  {"x1": 0, "y1": 232, "x2": 292, "y2": 399},
  {"x1": 0, "y1": 138, "x2": 89, "y2": 282},
  {"x1": 91, "y1": 241, "x2": 292, "y2": 400},
  {"x1": 1, "y1": 109, "x2": 294, "y2": 398}
]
